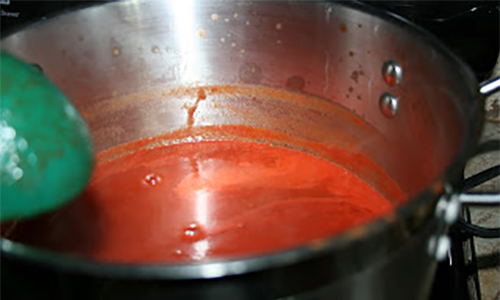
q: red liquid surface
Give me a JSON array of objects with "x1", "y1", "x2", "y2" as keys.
[{"x1": 3, "y1": 132, "x2": 399, "y2": 263}]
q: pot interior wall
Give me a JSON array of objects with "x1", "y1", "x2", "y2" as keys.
[{"x1": 2, "y1": 0, "x2": 473, "y2": 199}]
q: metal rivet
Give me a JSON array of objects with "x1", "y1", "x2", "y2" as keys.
[
  {"x1": 379, "y1": 93, "x2": 398, "y2": 118},
  {"x1": 382, "y1": 60, "x2": 402, "y2": 86}
]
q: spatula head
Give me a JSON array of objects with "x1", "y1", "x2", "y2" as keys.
[{"x1": 1, "y1": 51, "x2": 94, "y2": 222}]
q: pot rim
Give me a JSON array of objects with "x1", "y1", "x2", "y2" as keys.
[{"x1": 0, "y1": 0, "x2": 482, "y2": 280}]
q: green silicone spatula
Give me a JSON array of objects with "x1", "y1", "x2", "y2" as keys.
[{"x1": 1, "y1": 51, "x2": 94, "y2": 222}]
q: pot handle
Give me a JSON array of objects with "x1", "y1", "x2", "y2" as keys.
[
  {"x1": 458, "y1": 78, "x2": 500, "y2": 206},
  {"x1": 479, "y1": 76, "x2": 500, "y2": 96},
  {"x1": 428, "y1": 78, "x2": 500, "y2": 260},
  {"x1": 428, "y1": 146, "x2": 499, "y2": 260}
]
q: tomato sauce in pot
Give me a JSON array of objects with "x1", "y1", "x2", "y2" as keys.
[{"x1": 2, "y1": 125, "x2": 404, "y2": 263}]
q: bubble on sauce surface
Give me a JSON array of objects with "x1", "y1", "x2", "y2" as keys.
[
  {"x1": 143, "y1": 173, "x2": 162, "y2": 186},
  {"x1": 174, "y1": 249, "x2": 184, "y2": 257},
  {"x1": 184, "y1": 226, "x2": 198, "y2": 237},
  {"x1": 182, "y1": 222, "x2": 205, "y2": 242}
]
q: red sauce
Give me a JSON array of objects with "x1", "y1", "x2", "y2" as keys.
[{"x1": 3, "y1": 126, "x2": 401, "y2": 263}]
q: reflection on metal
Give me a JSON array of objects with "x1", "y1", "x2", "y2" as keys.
[
  {"x1": 381, "y1": 60, "x2": 402, "y2": 86},
  {"x1": 444, "y1": 195, "x2": 461, "y2": 224},
  {"x1": 459, "y1": 193, "x2": 500, "y2": 205},
  {"x1": 171, "y1": 0, "x2": 202, "y2": 82},
  {"x1": 195, "y1": 189, "x2": 209, "y2": 226},
  {"x1": 428, "y1": 186, "x2": 457, "y2": 262},
  {"x1": 434, "y1": 235, "x2": 451, "y2": 261},
  {"x1": 479, "y1": 76, "x2": 500, "y2": 96},
  {"x1": 379, "y1": 92, "x2": 398, "y2": 118}
]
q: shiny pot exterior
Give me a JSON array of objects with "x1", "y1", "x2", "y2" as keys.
[
  {"x1": 0, "y1": 1, "x2": 482, "y2": 299},
  {"x1": 1, "y1": 219, "x2": 437, "y2": 300}
]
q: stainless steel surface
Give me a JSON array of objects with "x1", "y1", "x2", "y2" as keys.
[
  {"x1": 1, "y1": 0, "x2": 472, "y2": 200},
  {"x1": 378, "y1": 92, "x2": 399, "y2": 118},
  {"x1": 381, "y1": 60, "x2": 403, "y2": 86},
  {"x1": 0, "y1": 1, "x2": 485, "y2": 299}
]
